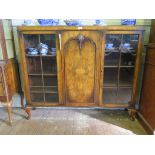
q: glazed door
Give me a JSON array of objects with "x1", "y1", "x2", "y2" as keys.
[
  {"x1": 61, "y1": 31, "x2": 102, "y2": 106},
  {"x1": 22, "y1": 33, "x2": 62, "y2": 105}
]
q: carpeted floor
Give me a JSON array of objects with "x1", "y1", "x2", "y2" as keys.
[{"x1": 0, "y1": 108, "x2": 147, "y2": 135}]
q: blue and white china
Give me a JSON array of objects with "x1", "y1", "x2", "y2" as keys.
[
  {"x1": 39, "y1": 43, "x2": 48, "y2": 49},
  {"x1": 37, "y1": 19, "x2": 59, "y2": 26},
  {"x1": 27, "y1": 48, "x2": 38, "y2": 55},
  {"x1": 38, "y1": 43, "x2": 48, "y2": 55},
  {"x1": 48, "y1": 48, "x2": 56, "y2": 55},
  {"x1": 121, "y1": 19, "x2": 136, "y2": 25},
  {"x1": 58, "y1": 19, "x2": 66, "y2": 25},
  {"x1": 40, "y1": 48, "x2": 48, "y2": 55},
  {"x1": 51, "y1": 48, "x2": 56, "y2": 55},
  {"x1": 51, "y1": 48, "x2": 56, "y2": 52},
  {"x1": 106, "y1": 43, "x2": 114, "y2": 49},
  {"x1": 78, "y1": 19, "x2": 96, "y2": 26},
  {"x1": 123, "y1": 43, "x2": 131, "y2": 48},
  {"x1": 23, "y1": 20, "x2": 39, "y2": 26},
  {"x1": 24, "y1": 20, "x2": 32, "y2": 25},
  {"x1": 64, "y1": 19, "x2": 82, "y2": 26},
  {"x1": 95, "y1": 19, "x2": 106, "y2": 25},
  {"x1": 50, "y1": 52, "x2": 56, "y2": 56}
]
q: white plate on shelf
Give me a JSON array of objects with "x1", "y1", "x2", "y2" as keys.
[
  {"x1": 105, "y1": 47, "x2": 115, "y2": 50},
  {"x1": 28, "y1": 52, "x2": 38, "y2": 55},
  {"x1": 126, "y1": 47, "x2": 134, "y2": 50},
  {"x1": 48, "y1": 52, "x2": 56, "y2": 56}
]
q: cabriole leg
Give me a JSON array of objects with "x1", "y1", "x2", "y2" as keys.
[
  {"x1": 6, "y1": 100, "x2": 13, "y2": 125},
  {"x1": 128, "y1": 108, "x2": 136, "y2": 121},
  {"x1": 128, "y1": 101, "x2": 136, "y2": 121},
  {"x1": 25, "y1": 106, "x2": 31, "y2": 120}
]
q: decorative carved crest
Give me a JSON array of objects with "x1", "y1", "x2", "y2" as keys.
[
  {"x1": 64, "y1": 34, "x2": 96, "y2": 55},
  {"x1": 77, "y1": 34, "x2": 85, "y2": 50}
]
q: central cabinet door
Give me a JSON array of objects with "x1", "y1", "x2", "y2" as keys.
[{"x1": 61, "y1": 31, "x2": 102, "y2": 106}]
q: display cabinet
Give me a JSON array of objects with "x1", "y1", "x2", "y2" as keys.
[{"x1": 18, "y1": 26, "x2": 144, "y2": 120}]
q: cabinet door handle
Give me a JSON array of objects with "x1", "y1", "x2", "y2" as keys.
[
  {"x1": 58, "y1": 32, "x2": 62, "y2": 72},
  {"x1": 58, "y1": 32, "x2": 62, "y2": 51}
]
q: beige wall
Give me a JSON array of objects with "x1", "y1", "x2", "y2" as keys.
[{"x1": 0, "y1": 20, "x2": 15, "y2": 60}]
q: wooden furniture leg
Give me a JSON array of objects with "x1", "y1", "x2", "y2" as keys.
[
  {"x1": 25, "y1": 106, "x2": 31, "y2": 120},
  {"x1": 128, "y1": 101, "x2": 136, "y2": 121},
  {"x1": 128, "y1": 108, "x2": 136, "y2": 121},
  {"x1": 20, "y1": 92, "x2": 24, "y2": 109},
  {"x1": 6, "y1": 100, "x2": 13, "y2": 125}
]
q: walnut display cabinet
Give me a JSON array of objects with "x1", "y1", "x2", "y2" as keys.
[{"x1": 18, "y1": 26, "x2": 144, "y2": 120}]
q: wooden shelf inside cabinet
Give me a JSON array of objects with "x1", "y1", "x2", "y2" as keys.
[
  {"x1": 104, "y1": 65, "x2": 135, "y2": 68},
  {"x1": 103, "y1": 85, "x2": 132, "y2": 88},
  {"x1": 31, "y1": 90, "x2": 58, "y2": 93},
  {"x1": 28, "y1": 73, "x2": 57, "y2": 76},
  {"x1": 25, "y1": 54, "x2": 56, "y2": 57},
  {"x1": 30, "y1": 86, "x2": 58, "y2": 93}
]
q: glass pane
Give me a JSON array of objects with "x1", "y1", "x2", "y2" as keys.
[
  {"x1": 30, "y1": 86, "x2": 43, "y2": 93},
  {"x1": 28, "y1": 75, "x2": 43, "y2": 86},
  {"x1": 103, "y1": 88, "x2": 118, "y2": 103},
  {"x1": 26, "y1": 57, "x2": 41, "y2": 74},
  {"x1": 42, "y1": 57, "x2": 57, "y2": 74},
  {"x1": 119, "y1": 68, "x2": 134, "y2": 86},
  {"x1": 24, "y1": 35, "x2": 39, "y2": 49},
  {"x1": 103, "y1": 87, "x2": 132, "y2": 104},
  {"x1": 104, "y1": 51, "x2": 120, "y2": 66},
  {"x1": 117, "y1": 88, "x2": 132, "y2": 103},
  {"x1": 104, "y1": 68, "x2": 118, "y2": 86},
  {"x1": 40, "y1": 34, "x2": 56, "y2": 49},
  {"x1": 121, "y1": 34, "x2": 139, "y2": 66},
  {"x1": 44, "y1": 86, "x2": 58, "y2": 92},
  {"x1": 121, "y1": 52, "x2": 136, "y2": 66},
  {"x1": 44, "y1": 76, "x2": 57, "y2": 86},
  {"x1": 106, "y1": 34, "x2": 122, "y2": 48},
  {"x1": 45, "y1": 93, "x2": 58, "y2": 102},
  {"x1": 31, "y1": 93, "x2": 44, "y2": 102},
  {"x1": 122, "y1": 34, "x2": 139, "y2": 48},
  {"x1": 105, "y1": 34, "x2": 122, "y2": 66},
  {"x1": 104, "y1": 35, "x2": 122, "y2": 66},
  {"x1": 43, "y1": 76, "x2": 58, "y2": 102}
]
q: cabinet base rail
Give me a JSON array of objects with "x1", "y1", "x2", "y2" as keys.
[{"x1": 24, "y1": 103, "x2": 136, "y2": 121}]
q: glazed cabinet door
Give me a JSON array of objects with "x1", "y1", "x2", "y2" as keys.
[
  {"x1": 20, "y1": 33, "x2": 62, "y2": 105},
  {"x1": 102, "y1": 33, "x2": 142, "y2": 107},
  {"x1": 61, "y1": 31, "x2": 102, "y2": 106}
]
